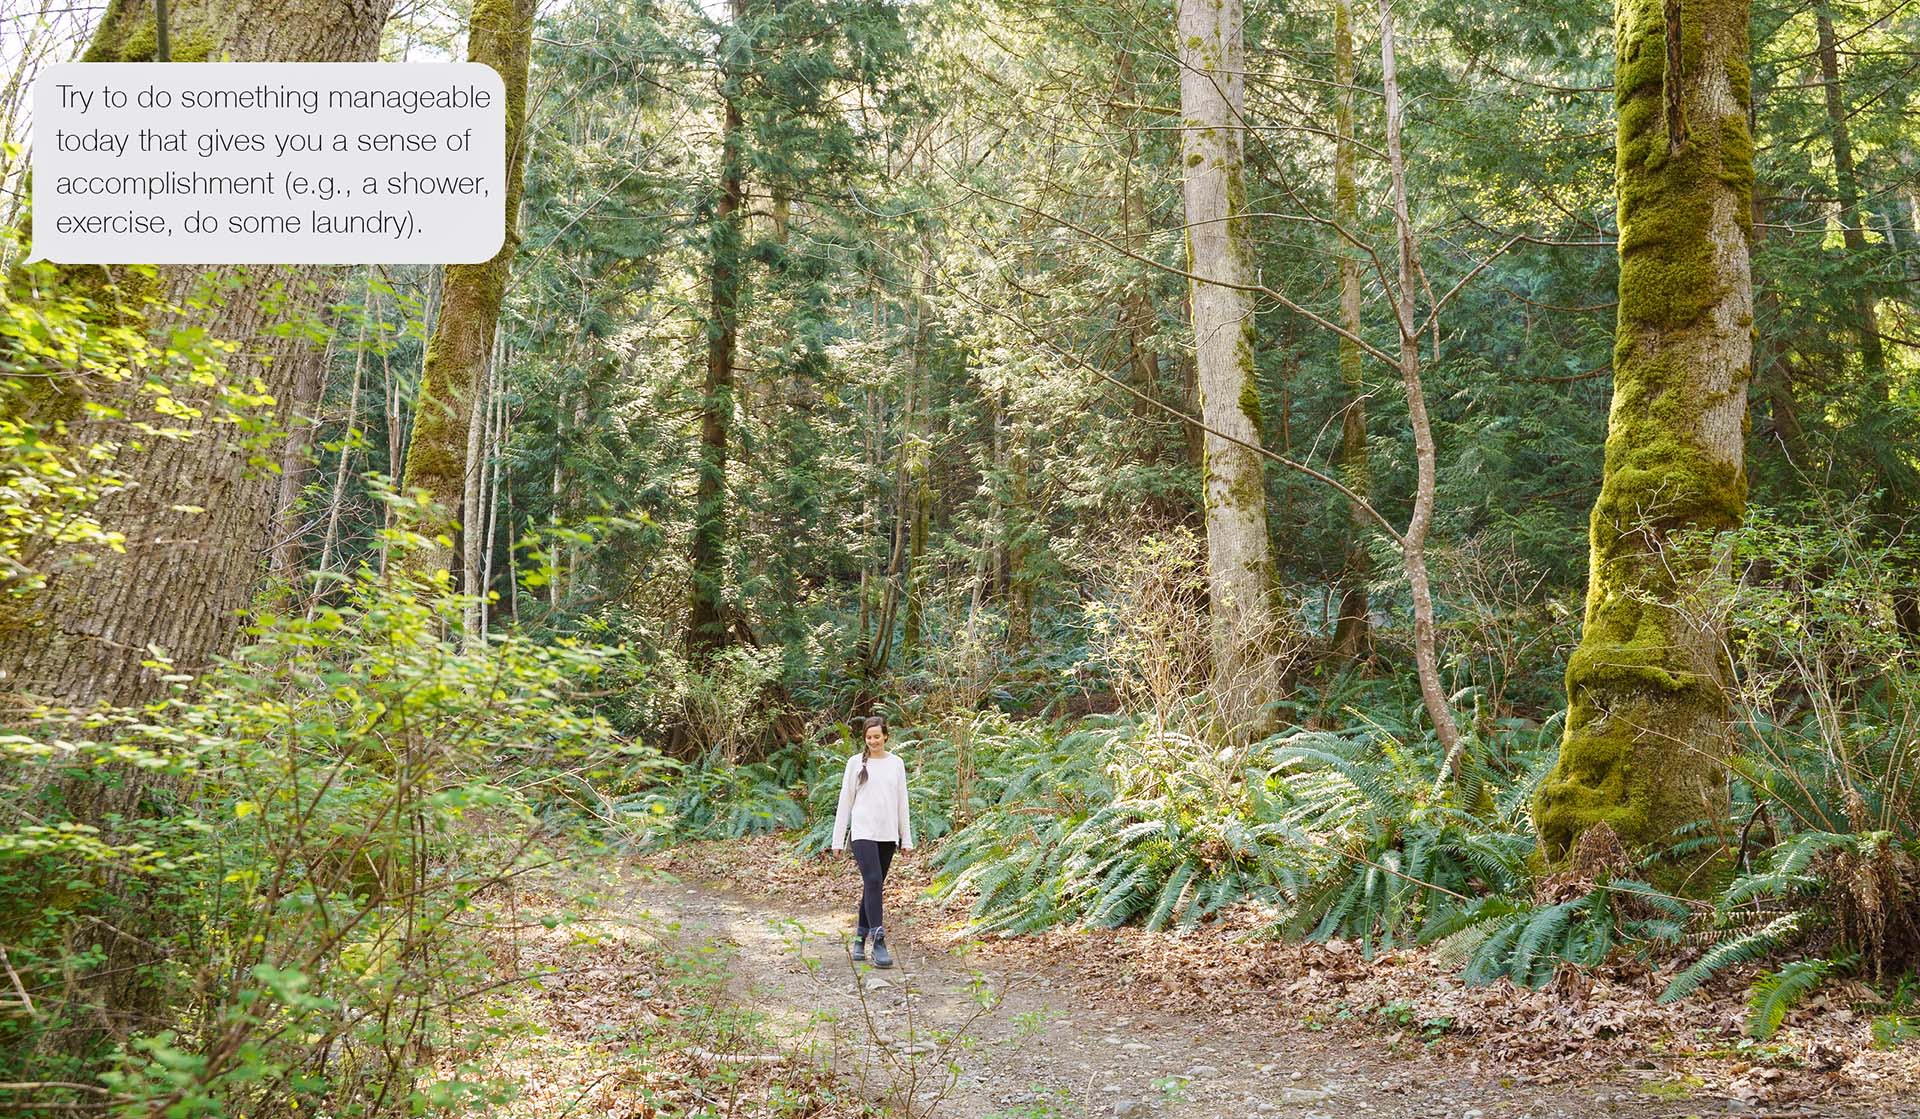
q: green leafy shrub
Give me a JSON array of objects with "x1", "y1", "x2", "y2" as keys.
[
  {"x1": 1873, "y1": 1012, "x2": 1920, "y2": 1050},
  {"x1": 0, "y1": 570, "x2": 619, "y2": 1115}
]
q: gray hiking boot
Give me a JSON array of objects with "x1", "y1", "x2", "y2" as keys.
[
  {"x1": 851, "y1": 927, "x2": 868, "y2": 962},
  {"x1": 870, "y1": 927, "x2": 894, "y2": 969}
]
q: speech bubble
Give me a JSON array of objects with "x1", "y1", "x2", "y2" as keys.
[{"x1": 29, "y1": 62, "x2": 505, "y2": 265}]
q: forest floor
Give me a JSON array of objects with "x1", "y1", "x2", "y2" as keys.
[{"x1": 458, "y1": 835, "x2": 1920, "y2": 1119}]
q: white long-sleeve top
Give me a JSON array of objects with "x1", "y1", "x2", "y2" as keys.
[{"x1": 830, "y1": 752, "x2": 914, "y2": 850}]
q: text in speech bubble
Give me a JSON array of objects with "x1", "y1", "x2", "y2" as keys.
[{"x1": 31, "y1": 62, "x2": 505, "y2": 265}]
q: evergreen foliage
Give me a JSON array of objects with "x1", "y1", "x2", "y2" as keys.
[{"x1": 3, "y1": 0, "x2": 1919, "y2": 1105}]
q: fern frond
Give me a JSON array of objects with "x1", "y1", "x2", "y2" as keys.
[
  {"x1": 1747, "y1": 957, "x2": 1841, "y2": 1040},
  {"x1": 1661, "y1": 910, "x2": 1812, "y2": 1003},
  {"x1": 1146, "y1": 860, "x2": 1198, "y2": 931}
]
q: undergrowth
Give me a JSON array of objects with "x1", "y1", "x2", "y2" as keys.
[
  {"x1": 550, "y1": 508, "x2": 1920, "y2": 1048},
  {"x1": 0, "y1": 566, "x2": 622, "y2": 1115}
]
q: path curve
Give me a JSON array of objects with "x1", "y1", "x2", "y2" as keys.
[{"x1": 630, "y1": 872, "x2": 1879, "y2": 1119}]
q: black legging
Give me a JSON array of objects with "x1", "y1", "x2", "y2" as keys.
[{"x1": 851, "y1": 839, "x2": 897, "y2": 931}]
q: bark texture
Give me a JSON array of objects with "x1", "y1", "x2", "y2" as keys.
[
  {"x1": 1330, "y1": 0, "x2": 1372, "y2": 662},
  {"x1": 1536, "y1": 0, "x2": 1753, "y2": 859},
  {"x1": 398, "y1": 0, "x2": 537, "y2": 585},
  {"x1": 2, "y1": 0, "x2": 393, "y2": 707},
  {"x1": 1178, "y1": 0, "x2": 1282, "y2": 736}
]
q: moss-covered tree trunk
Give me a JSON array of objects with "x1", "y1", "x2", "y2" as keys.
[
  {"x1": 688, "y1": 0, "x2": 749, "y2": 664},
  {"x1": 0, "y1": 0, "x2": 393, "y2": 708},
  {"x1": 397, "y1": 0, "x2": 537, "y2": 588},
  {"x1": 1536, "y1": 0, "x2": 1753, "y2": 859},
  {"x1": 1329, "y1": 0, "x2": 1372, "y2": 663},
  {"x1": 1178, "y1": 0, "x2": 1281, "y2": 737}
]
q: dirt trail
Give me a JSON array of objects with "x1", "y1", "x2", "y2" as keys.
[{"x1": 630, "y1": 872, "x2": 1889, "y2": 1119}]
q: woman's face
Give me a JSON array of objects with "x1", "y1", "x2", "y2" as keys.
[{"x1": 865, "y1": 724, "x2": 887, "y2": 752}]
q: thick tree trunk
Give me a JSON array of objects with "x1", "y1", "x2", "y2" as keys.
[
  {"x1": 1177, "y1": 0, "x2": 1282, "y2": 737},
  {"x1": 1536, "y1": 0, "x2": 1752, "y2": 859},
  {"x1": 1, "y1": 0, "x2": 393, "y2": 708},
  {"x1": 398, "y1": 0, "x2": 536, "y2": 592},
  {"x1": 688, "y1": 1, "x2": 748, "y2": 664},
  {"x1": 1330, "y1": 0, "x2": 1372, "y2": 662}
]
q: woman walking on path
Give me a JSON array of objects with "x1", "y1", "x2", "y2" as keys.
[{"x1": 831, "y1": 715, "x2": 913, "y2": 967}]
